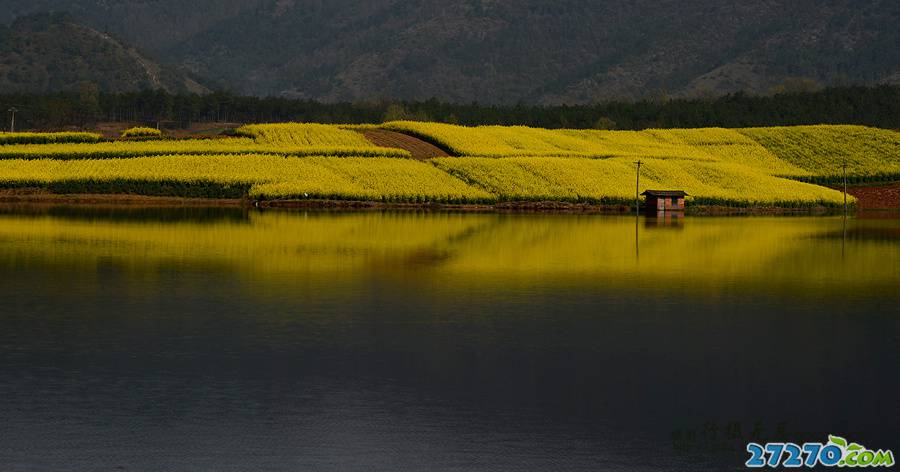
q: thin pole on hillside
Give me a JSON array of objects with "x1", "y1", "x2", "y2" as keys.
[
  {"x1": 7, "y1": 107, "x2": 17, "y2": 133},
  {"x1": 634, "y1": 160, "x2": 642, "y2": 215},
  {"x1": 842, "y1": 161, "x2": 849, "y2": 215}
]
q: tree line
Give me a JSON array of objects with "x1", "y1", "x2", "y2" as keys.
[{"x1": 1, "y1": 85, "x2": 898, "y2": 132}]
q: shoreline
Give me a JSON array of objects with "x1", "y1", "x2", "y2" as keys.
[
  {"x1": 257, "y1": 199, "x2": 855, "y2": 215},
  {"x1": 0, "y1": 189, "x2": 884, "y2": 215},
  {"x1": 0, "y1": 190, "x2": 245, "y2": 207}
]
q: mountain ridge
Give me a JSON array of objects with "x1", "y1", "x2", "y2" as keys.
[
  {"x1": 0, "y1": 12, "x2": 208, "y2": 94},
  {"x1": 3, "y1": 1, "x2": 898, "y2": 104}
]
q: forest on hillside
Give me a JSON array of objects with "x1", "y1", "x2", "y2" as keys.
[{"x1": 1, "y1": 85, "x2": 898, "y2": 131}]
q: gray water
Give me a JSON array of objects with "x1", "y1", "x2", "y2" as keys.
[{"x1": 1, "y1": 207, "x2": 897, "y2": 471}]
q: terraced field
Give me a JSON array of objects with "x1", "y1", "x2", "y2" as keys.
[
  {"x1": 236, "y1": 123, "x2": 377, "y2": 148},
  {"x1": 381, "y1": 122, "x2": 897, "y2": 182},
  {"x1": 433, "y1": 157, "x2": 843, "y2": 206},
  {"x1": 0, "y1": 122, "x2": 894, "y2": 208},
  {"x1": 0, "y1": 155, "x2": 491, "y2": 202},
  {"x1": 738, "y1": 125, "x2": 900, "y2": 183},
  {"x1": 382, "y1": 121, "x2": 723, "y2": 159},
  {"x1": 0, "y1": 139, "x2": 411, "y2": 160},
  {"x1": 0, "y1": 131, "x2": 101, "y2": 145}
]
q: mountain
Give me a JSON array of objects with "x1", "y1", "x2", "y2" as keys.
[
  {"x1": 2, "y1": 1, "x2": 899, "y2": 103},
  {"x1": 0, "y1": 12, "x2": 207, "y2": 94}
]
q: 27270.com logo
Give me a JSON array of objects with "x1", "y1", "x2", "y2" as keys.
[{"x1": 746, "y1": 435, "x2": 894, "y2": 468}]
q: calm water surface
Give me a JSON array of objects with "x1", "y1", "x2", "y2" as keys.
[{"x1": 1, "y1": 207, "x2": 898, "y2": 471}]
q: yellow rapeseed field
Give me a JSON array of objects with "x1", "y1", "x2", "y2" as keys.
[
  {"x1": 382, "y1": 121, "x2": 619, "y2": 157},
  {"x1": 738, "y1": 125, "x2": 900, "y2": 182},
  {"x1": 236, "y1": 122, "x2": 392, "y2": 149},
  {"x1": 381, "y1": 122, "x2": 894, "y2": 181},
  {"x1": 380, "y1": 121, "x2": 811, "y2": 172},
  {"x1": 0, "y1": 131, "x2": 102, "y2": 145},
  {"x1": 0, "y1": 138, "x2": 411, "y2": 159},
  {"x1": 250, "y1": 157, "x2": 493, "y2": 202},
  {"x1": 121, "y1": 127, "x2": 163, "y2": 138},
  {"x1": 0, "y1": 122, "x2": 888, "y2": 206},
  {"x1": 0, "y1": 155, "x2": 490, "y2": 202},
  {"x1": 433, "y1": 156, "x2": 848, "y2": 206}
]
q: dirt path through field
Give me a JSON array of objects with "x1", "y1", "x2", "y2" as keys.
[{"x1": 361, "y1": 129, "x2": 451, "y2": 159}]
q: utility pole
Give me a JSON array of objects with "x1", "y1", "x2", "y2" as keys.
[
  {"x1": 7, "y1": 107, "x2": 18, "y2": 133},
  {"x1": 842, "y1": 162, "x2": 848, "y2": 214},
  {"x1": 634, "y1": 160, "x2": 642, "y2": 215}
]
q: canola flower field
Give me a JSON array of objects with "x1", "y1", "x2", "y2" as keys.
[
  {"x1": 382, "y1": 121, "x2": 896, "y2": 181},
  {"x1": 236, "y1": 123, "x2": 377, "y2": 148},
  {"x1": 737, "y1": 125, "x2": 900, "y2": 183},
  {"x1": 0, "y1": 131, "x2": 102, "y2": 145},
  {"x1": 121, "y1": 127, "x2": 163, "y2": 138},
  {"x1": 433, "y1": 157, "x2": 844, "y2": 206},
  {"x1": 0, "y1": 155, "x2": 491, "y2": 202},
  {"x1": 383, "y1": 121, "x2": 727, "y2": 159},
  {"x1": 0, "y1": 122, "x2": 894, "y2": 207},
  {"x1": 0, "y1": 138, "x2": 411, "y2": 160}
]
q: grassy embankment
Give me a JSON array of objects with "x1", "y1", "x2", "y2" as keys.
[{"x1": 0, "y1": 123, "x2": 897, "y2": 208}]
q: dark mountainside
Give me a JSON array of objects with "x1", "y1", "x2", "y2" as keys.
[
  {"x1": 2, "y1": 0, "x2": 898, "y2": 104},
  {"x1": 0, "y1": 13, "x2": 207, "y2": 94}
]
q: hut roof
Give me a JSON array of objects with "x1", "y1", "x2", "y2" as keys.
[{"x1": 641, "y1": 190, "x2": 688, "y2": 197}]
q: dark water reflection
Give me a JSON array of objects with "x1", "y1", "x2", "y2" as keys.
[{"x1": 1, "y1": 207, "x2": 898, "y2": 471}]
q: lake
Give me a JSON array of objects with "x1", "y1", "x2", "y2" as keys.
[{"x1": 1, "y1": 207, "x2": 897, "y2": 471}]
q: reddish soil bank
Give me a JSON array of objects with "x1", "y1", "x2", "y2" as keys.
[
  {"x1": 256, "y1": 199, "x2": 631, "y2": 213},
  {"x1": 256, "y1": 200, "x2": 844, "y2": 215},
  {"x1": 842, "y1": 183, "x2": 900, "y2": 210},
  {"x1": 361, "y1": 129, "x2": 451, "y2": 159},
  {"x1": 0, "y1": 189, "x2": 872, "y2": 215},
  {"x1": 0, "y1": 189, "x2": 244, "y2": 207},
  {"x1": 686, "y1": 206, "x2": 839, "y2": 216}
]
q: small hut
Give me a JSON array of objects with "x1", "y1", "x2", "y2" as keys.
[{"x1": 641, "y1": 190, "x2": 687, "y2": 211}]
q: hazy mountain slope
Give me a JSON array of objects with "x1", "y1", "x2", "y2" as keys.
[
  {"x1": 0, "y1": 13, "x2": 207, "y2": 94},
  {"x1": 3, "y1": 1, "x2": 899, "y2": 103},
  {"x1": 0, "y1": 0, "x2": 266, "y2": 53},
  {"x1": 539, "y1": 1, "x2": 900, "y2": 104}
]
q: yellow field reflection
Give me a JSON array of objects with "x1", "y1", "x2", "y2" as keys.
[{"x1": 1, "y1": 210, "x2": 897, "y2": 299}]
